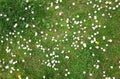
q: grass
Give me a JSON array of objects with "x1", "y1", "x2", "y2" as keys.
[{"x1": 0, "y1": 0, "x2": 120, "y2": 79}]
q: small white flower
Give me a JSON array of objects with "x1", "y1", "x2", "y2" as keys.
[
  {"x1": 92, "y1": 53, "x2": 95, "y2": 57},
  {"x1": 102, "y1": 49, "x2": 106, "y2": 52},
  {"x1": 41, "y1": 31, "x2": 44, "y2": 34},
  {"x1": 76, "y1": 15, "x2": 79, "y2": 18},
  {"x1": 22, "y1": 17, "x2": 25, "y2": 20},
  {"x1": 72, "y1": 2, "x2": 75, "y2": 6},
  {"x1": 94, "y1": 16, "x2": 97, "y2": 20},
  {"x1": 26, "y1": 0, "x2": 29, "y2": 3},
  {"x1": 46, "y1": 7, "x2": 50, "y2": 10},
  {"x1": 65, "y1": 56, "x2": 69, "y2": 59},
  {"x1": 31, "y1": 11, "x2": 34, "y2": 14},
  {"x1": 22, "y1": 59, "x2": 25, "y2": 63},
  {"x1": 96, "y1": 65, "x2": 99, "y2": 69},
  {"x1": 0, "y1": 14, "x2": 3, "y2": 16},
  {"x1": 4, "y1": 14, "x2": 7, "y2": 17},
  {"x1": 109, "y1": 7, "x2": 112, "y2": 10},
  {"x1": 68, "y1": 72, "x2": 70, "y2": 74},
  {"x1": 102, "y1": 36, "x2": 106, "y2": 40},
  {"x1": 43, "y1": 75, "x2": 45, "y2": 79},
  {"x1": 25, "y1": 7, "x2": 28, "y2": 10},
  {"x1": 61, "y1": 50, "x2": 64, "y2": 54},
  {"x1": 109, "y1": 2, "x2": 112, "y2": 4},
  {"x1": 13, "y1": 23, "x2": 18, "y2": 28},
  {"x1": 65, "y1": 74, "x2": 68, "y2": 76},
  {"x1": 58, "y1": 12, "x2": 63, "y2": 16},
  {"x1": 35, "y1": 32, "x2": 38, "y2": 36},
  {"x1": 119, "y1": 2, "x2": 120, "y2": 6},
  {"x1": 60, "y1": 0, "x2": 62, "y2": 2},
  {"x1": 10, "y1": 70, "x2": 13, "y2": 74},
  {"x1": 113, "y1": 77, "x2": 116, "y2": 79},
  {"x1": 110, "y1": 66, "x2": 113, "y2": 69},
  {"x1": 83, "y1": 43, "x2": 87, "y2": 48},
  {"x1": 103, "y1": 26, "x2": 107, "y2": 28},
  {"x1": 106, "y1": 44, "x2": 108, "y2": 47},
  {"x1": 5, "y1": 65, "x2": 9, "y2": 69},
  {"x1": 89, "y1": 73, "x2": 93, "y2": 76},
  {"x1": 86, "y1": 2, "x2": 89, "y2": 5},
  {"x1": 94, "y1": 10, "x2": 97, "y2": 13},
  {"x1": 97, "y1": 60, "x2": 100, "y2": 63},
  {"x1": 65, "y1": 69, "x2": 68, "y2": 71},
  {"x1": 6, "y1": 18, "x2": 9, "y2": 21},
  {"x1": 103, "y1": 71, "x2": 106, "y2": 74},
  {"x1": 115, "y1": 0, "x2": 118, "y2": 2},
  {"x1": 17, "y1": 69, "x2": 19, "y2": 71},
  {"x1": 102, "y1": 13, "x2": 105, "y2": 16},
  {"x1": 83, "y1": 71, "x2": 86, "y2": 74},
  {"x1": 113, "y1": 7, "x2": 116, "y2": 10},
  {"x1": 108, "y1": 39, "x2": 112, "y2": 42},
  {"x1": 95, "y1": 46, "x2": 99, "y2": 49},
  {"x1": 25, "y1": 24, "x2": 29, "y2": 28},
  {"x1": 32, "y1": 25, "x2": 36, "y2": 28},
  {"x1": 89, "y1": 1, "x2": 92, "y2": 4},
  {"x1": 26, "y1": 76, "x2": 29, "y2": 79},
  {"x1": 55, "y1": 6, "x2": 59, "y2": 9},
  {"x1": 119, "y1": 66, "x2": 120, "y2": 69}
]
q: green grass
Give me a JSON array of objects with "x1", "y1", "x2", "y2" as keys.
[{"x1": 0, "y1": 0, "x2": 120, "y2": 79}]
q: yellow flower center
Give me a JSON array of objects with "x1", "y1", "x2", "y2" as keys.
[
  {"x1": 95, "y1": 41, "x2": 99, "y2": 45},
  {"x1": 18, "y1": 74, "x2": 21, "y2": 79}
]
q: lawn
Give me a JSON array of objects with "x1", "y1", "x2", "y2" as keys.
[{"x1": 0, "y1": 0, "x2": 120, "y2": 79}]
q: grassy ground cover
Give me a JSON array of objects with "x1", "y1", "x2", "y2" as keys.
[{"x1": 0, "y1": 0, "x2": 120, "y2": 79}]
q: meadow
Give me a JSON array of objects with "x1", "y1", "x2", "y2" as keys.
[{"x1": 0, "y1": 0, "x2": 120, "y2": 79}]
